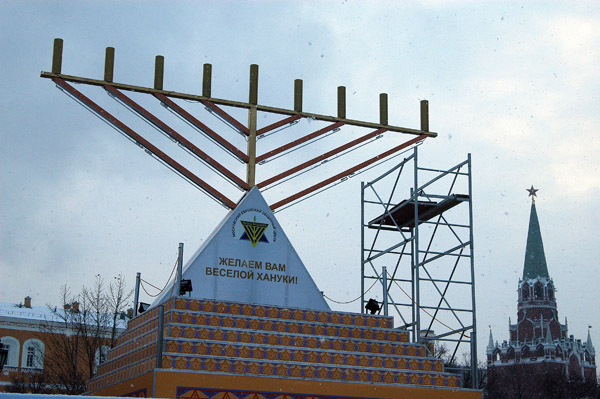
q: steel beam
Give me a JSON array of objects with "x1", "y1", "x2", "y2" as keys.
[
  {"x1": 201, "y1": 100, "x2": 250, "y2": 135},
  {"x1": 53, "y1": 78, "x2": 236, "y2": 209},
  {"x1": 154, "y1": 93, "x2": 248, "y2": 162},
  {"x1": 259, "y1": 128, "x2": 388, "y2": 188},
  {"x1": 256, "y1": 115, "x2": 302, "y2": 136},
  {"x1": 271, "y1": 135, "x2": 426, "y2": 210},
  {"x1": 40, "y1": 71, "x2": 437, "y2": 137},
  {"x1": 255, "y1": 122, "x2": 344, "y2": 163},
  {"x1": 105, "y1": 86, "x2": 248, "y2": 190}
]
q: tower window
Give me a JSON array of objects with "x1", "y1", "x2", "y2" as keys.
[
  {"x1": 534, "y1": 284, "x2": 543, "y2": 299},
  {"x1": 522, "y1": 285, "x2": 529, "y2": 300}
]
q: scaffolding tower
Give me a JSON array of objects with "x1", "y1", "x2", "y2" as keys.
[{"x1": 361, "y1": 146, "x2": 477, "y2": 387}]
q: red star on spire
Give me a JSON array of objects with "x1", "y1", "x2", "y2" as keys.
[{"x1": 526, "y1": 185, "x2": 539, "y2": 203}]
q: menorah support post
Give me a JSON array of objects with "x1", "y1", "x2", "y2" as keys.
[{"x1": 247, "y1": 64, "x2": 259, "y2": 189}]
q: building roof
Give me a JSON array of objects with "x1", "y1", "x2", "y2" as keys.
[
  {"x1": 0, "y1": 301, "x2": 128, "y2": 329},
  {"x1": 0, "y1": 301, "x2": 61, "y2": 322},
  {"x1": 523, "y1": 202, "x2": 549, "y2": 280}
]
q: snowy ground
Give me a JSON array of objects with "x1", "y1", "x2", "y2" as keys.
[{"x1": 0, "y1": 394, "x2": 169, "y2": 399}]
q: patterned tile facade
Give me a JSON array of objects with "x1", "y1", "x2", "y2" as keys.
[
  {"x1": 163, "y1": 339, "x2": 441, "y2": 370},
  {"x1": 166, "y1": 325, "x2": 415, "y2": 355},
  {"x1": 89, "y1": 297, "x2": 461, "y2": 392},
  {"x1": 168, "y1": 313, "x2": 407, "y2": 343},
  {"x1": 161, "y1": 355, "x2": 453, "y2": 387},
  {"x1": 123, "y1": 388, "x2": 148, "y2": 397},
  {"x1": 177, "y1": 386, "x2": 390, "y2": 399},
  {"x1": 88, "y1": 305, "x2": 163, "y2": 392},
  {"x1": 172, "y1": 299, "x2": 395, "y2": 329}
]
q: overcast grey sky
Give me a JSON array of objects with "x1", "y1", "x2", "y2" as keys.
[{"x1": 1, "y1": 1, "x2": 599, "y2": 363}]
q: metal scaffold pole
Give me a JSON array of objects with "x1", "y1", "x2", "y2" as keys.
[
  {"x1": 468, "y1": 153, "x2": 478, "y2": 387},
  {"x1": 361, "y1": 146, "x2": 477, "y2": 387},
  {"x1": 361, "y1": 181, "x2": 366, "y2": 314}
]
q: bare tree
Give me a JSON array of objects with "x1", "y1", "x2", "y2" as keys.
[
  {"x1": 543, "y1": 370, "x2": 599, "y2": 399},
  {"x1": 433, "y1": 343, "x2": 486, "y2": 391},
  {"x1": 37, "y1": 285, "x2": 87, "y2": 394},
  {"x1": 107, "y1": 273, "x2": 132, "y2": 347},
  {"x1": 31, "y1": 274, "x2": 133, "y2": 394},
  {"x1": 80, "y1": 275, "x2": 111, "y2": 380},
  {"x1": 7, "y1": 367, "x2": 50, "y2": 394},
  {"x1": 486, "y1": 363, "x2": 598, "y2": 399}
]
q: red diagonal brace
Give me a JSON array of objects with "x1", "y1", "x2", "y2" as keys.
[
  {"x1": 270, "y1": 134, "x2": 428, "y2": 210},
  {"x1": 256, "y1": 115, "x2": 302, "y2": 137},
  {"x1": 105, "y1": 86, "x2": 248, "y2": 191},
  {"x1": 154, "y1": 93, "x2": 249, "y2": 163},
  {"x1": 201, "y1": 100, "x2": 249, "y2": 136},
  {"x1": 256, "y1": 122, "x2": 344, "y2": 163},
  {"x1": 54, "y1": 78, "x2": 237, "y2": 209},
  {"x1": 257, "y1": 127, "x2": 387, "y2": 189}
]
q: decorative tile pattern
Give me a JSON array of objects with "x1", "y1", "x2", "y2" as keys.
[
  {"x1": 165, "y1": 326, "x2": 418, "y2": 360},
  {"x1": 177, "y1": 386, "x2": 389, "y2": 399},
  {"x1": 88, "y1": 357, "x2": 155, "y2": 393},
  {"x1": 122, "y1": 388, "x2": 147, "y2": 397},
  {"x1": 160, "y1": 352, "x2": 459, "y2": 387},
  {"x1": 89, "y1": 303, "x2": 169, "y2": 390},
  {"x1": 91, "y1": 296, "x2": 463, "y2": 393},
  {"x1": 173, "y1": 298, "x2": 394, "y2": 329}
]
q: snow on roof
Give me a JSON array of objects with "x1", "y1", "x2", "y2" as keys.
[
  {"x1": 0, "y1": 394, "x2": 170, "y2": 399},
  {"x1": 0, "y1": 301, "x2": 62, "y2": 322},
  {"x1": 0, "y1": 301, "x2": 128, "y2": 329}
]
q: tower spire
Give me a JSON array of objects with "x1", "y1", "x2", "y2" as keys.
[
  {"x1": 487, "y1": 327, "x2": 495, "y2": 352},
  {"x1": 523, "y1": 186, "x2": 549, "y2": 280},
  {"x1": 587, "y1": 327, "x2": 595, "y2": 354}
]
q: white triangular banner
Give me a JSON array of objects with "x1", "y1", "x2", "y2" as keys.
[{"x1": 153, "y1": 187, "x2": 330, "y2": 310}]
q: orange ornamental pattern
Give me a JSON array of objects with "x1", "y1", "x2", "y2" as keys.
[
  {"x1": 123, "y1": 388, "x2": 148, "y2": 397},
  {"x1": 176, "y1": 387, "x2": 394, "y2": 399},
  {"x1": 89, "y1": 297, "x2": 461, "y2": 395}
]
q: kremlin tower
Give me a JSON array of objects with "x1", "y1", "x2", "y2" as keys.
[{"x1": 486, "y1": 187, "x2": 596, "y2": 397}]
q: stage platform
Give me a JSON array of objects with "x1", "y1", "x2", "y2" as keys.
[{"x1": 88, "y1": 297, "x2": 481, "y2": 398}]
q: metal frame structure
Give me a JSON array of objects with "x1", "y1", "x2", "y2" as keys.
[
  {"x1": 361, "y1": 146, "x2": 477, "y2": 386},
  {"x1": 41, "y1": 38, "x2": 435, "y2": 212},
  {"x1": 41, "y1": 37, "x2": 480, "y2": 383}
]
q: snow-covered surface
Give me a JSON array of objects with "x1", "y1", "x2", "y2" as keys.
[
  {"x1": 0, "y1": 302, "x2": 62, "y2": 323},
  {"x1": 0, "y1": 302, "x2": 128, "y2": 329},
  {"x1": 0, "y1": 394, "x2": 169, "y2": 399}
]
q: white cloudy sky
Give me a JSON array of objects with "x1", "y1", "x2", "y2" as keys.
[{"x1": 1, "y1": 1, "x2": 599, "y2": 362}]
